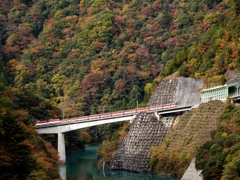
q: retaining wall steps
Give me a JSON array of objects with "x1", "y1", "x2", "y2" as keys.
[{"x1": 110, "y1": 112, "x2": 174, "y2": 172}]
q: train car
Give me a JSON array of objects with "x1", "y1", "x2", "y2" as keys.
[
  {"x1": 47, "y1": 121, "x2": 59, "y2": 127},
  {"x1": 49, "y1": 119, "x2": 61, "y2": 124},
  {"x1": 61, "y1": 119, "x2": 69, "y2": 124},
  {"x1": 112, "y1": 111, "x2": 124, "y2": 116},
  {"x1": 167, "y1": 103, "x2": 177, "y2": 108},
  {"x1": 35, "y1": 122, "x2": 42, "y2": 126},
  {"x1": 35, "y1": 120, "x2": 50, "y2": 128},
  {"x1": 149, "y1": 106, "x2": 161, "y2": 111},
  {"x1": 36, "y1": 119, "x2": 61, "y2": 127},
  {"x1": 88, "y1": 114, "x2": 99, "y2": 120},
  {"x1": 35, "y1": 120, "x2": 48, "y2": 124},
  {"x1": 68, "y1": 117, "x2": 78, "y2": 124},
  {"x1": 50, "y1": 118, "x2": 60, "y2": 122},
  {"x1": 123, "y1": 109, "x2": 136, "y2": 115},
  {"x1": 77, "y1": 116, "x2": 89, "y2": 122},
  {"x1": 100, "y1": 113, "x2": 112, "y2": 119},
  {"x1": 144, "y1": 107, "x2": 150, "y2": 111},
  {"x1": 35, "y1": 103, "x2": 179, "y2": 128},
  {"x1": 136, "y1": 107, "x2": 146, "y2": 113}
]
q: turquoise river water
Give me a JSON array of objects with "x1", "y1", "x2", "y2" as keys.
[{"x1": 59, "y1": 146, "x2": 179, "y2": 180}]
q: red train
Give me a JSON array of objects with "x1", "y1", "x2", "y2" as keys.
[{"x1": 35, "y1": 103, "x2": 177, "y2": 128}]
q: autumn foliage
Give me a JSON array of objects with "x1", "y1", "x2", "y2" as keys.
[
  {"x1": 0, "y1": 0, "x2": 240, "y2": 178},
  {"x1": 0, "y1": 84, "x2": 60, "y2": 179}
]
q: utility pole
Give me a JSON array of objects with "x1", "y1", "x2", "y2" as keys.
[{"x1": 136, "y1": 100, "x2": 138, "y2": 109}]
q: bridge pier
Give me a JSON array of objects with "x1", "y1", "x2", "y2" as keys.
[
  {"x1": 36, "y1": 107, "x2": 191, "y2": 164},
  {"x1": 58, "y1": 133, "x2": 66, "y2": 164}
]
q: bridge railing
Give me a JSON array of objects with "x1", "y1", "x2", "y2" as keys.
[{"x1": 35, "y1": 103, "x2": 177, "y2": 128}]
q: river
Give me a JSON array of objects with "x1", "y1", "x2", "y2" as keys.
[{"x1": 59, "y1": 146, "x2": 179, "y2": 180}]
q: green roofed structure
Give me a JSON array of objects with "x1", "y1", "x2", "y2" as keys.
[{"x1": 200, "y1": 79, "x2": 240, "y2": 103}]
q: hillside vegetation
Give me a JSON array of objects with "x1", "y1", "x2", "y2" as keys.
[
  {"x1": 1, "y1": 0, "x2": 239, "y2": 117},
  {"x1": 150, "y1": 100, "x2": 224, "y2": 177},
  {"x1": 0, "y1": 84, "x2": 60, "y2": 179},
  {"x1": 195, "y1": 103, "x2": 240, "y2": 180},
  {"x1": 150, "y1": 100, "x2": 240, "y2": 179},
  {"x1": 0, "y1": 0, "x2": 240, "y2": 179}
]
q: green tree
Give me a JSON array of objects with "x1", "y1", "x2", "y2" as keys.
[
  {"x1": 51, "y1": 73, "x2": 71, "y2": 96},
  {"x1": 196, "y1": 105, "x2": 240, "y2": 180},
  {"x1": 127, "y1": 85, "x2": 141, "y2": 109},
  {"x1": 0, "y1": 112, "x2": 36, "y2": 180},
  {"x1": 143, "y1": 83, "x2": 153, "y2": 103},
  {"x1": 232, "y1": 0, "x2": 240, "y2": 15}
]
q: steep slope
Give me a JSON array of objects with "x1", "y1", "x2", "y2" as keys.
[
  {"x1": 105, "y1": 77, "x2": 202, "y2": 172},
  {"x1": 148, "y1": 77, "x2": 202, "y2": 106},
  {"x1": 195, "y1": 103, "x2": 240, "y2": 180},
  {"x1": 110, "y1": 112, "x2": 172, "y2": 172},
  {"x1": 0, "y1": 0, "x2": 239, "y2": 178},
  {"x1": 160, "y1": 0, "x2": 240, "y2": 86},
  {"x1": 0, "y1": 85, "x2": 60, "y2": 179},
  {"x1": 0, "y1": 0, "x2": 236, "y2": 118},
  {"x1": 150, "y1": 100, "x2": 224, "y2": 177}
]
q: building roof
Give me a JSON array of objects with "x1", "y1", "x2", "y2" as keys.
[{"x1": 201, "y1": 85, "x2": 226, "y2": 93}]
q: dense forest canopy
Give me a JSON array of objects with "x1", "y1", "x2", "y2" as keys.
[
  {"x1": 196, "y1": 103, "x2": 240, "y2": 180},
  {"x1": 0, "y1": 0, "x2": 240, "y2": 178},
  {"x1": 0, "y1": 85, "x2": 60, "y2": 179},
  {"x1": 1, "y1": 0, "x2": 239, "y2": 119}
]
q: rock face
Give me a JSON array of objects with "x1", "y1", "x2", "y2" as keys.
[
  {"x1": 148, "y1": 77, "x2": 202, "y2": 107},
  {"x1": 109, "y1": 78, "x2": 202, "y2": 172}
]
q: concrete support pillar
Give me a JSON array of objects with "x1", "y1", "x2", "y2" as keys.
[
  {"x1": 154, "y1": 112, "x2": 160, "y2": 120},
  {"x1": 59, "y1": 164, "x2": 66, "y2": 180},
  {"x1": 130, "y1": 115, "x2": 136, "y2": 123},
  {"x1": 58, "y1": 133, "x2": 66, "y2": 163}
]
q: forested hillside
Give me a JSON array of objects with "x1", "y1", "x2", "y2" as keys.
[
  {"x1": 1, "y1": 0, "x2": 239, "y2": 118},
  {"x1": 0, "y1": 0, "x2": 240, "y2": 179},
  {"x1": 196, "y1": 103, "x2": 240, "y2": 180},
  {"x1": 0, "y1": 84, "x2": 60, "y2": 179},
  {"x1": 150, "y1": 100, "x2": 224, "y2": 177}
]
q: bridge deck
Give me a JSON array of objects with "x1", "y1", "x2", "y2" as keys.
[{"x1": 36, "y1": 104, "x2": 192, "y2": 131}]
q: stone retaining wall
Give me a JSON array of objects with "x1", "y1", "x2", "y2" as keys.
[
  {"x1": 110, "y1": 113, "x2": 172, "y2": 172},
  {"x1": 109, "y1": 78, "x2": 202, "y2": 172}
]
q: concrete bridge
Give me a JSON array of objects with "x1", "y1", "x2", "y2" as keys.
[{"x1": 36, "y1": 104, "x2": 192, "y2": 163}]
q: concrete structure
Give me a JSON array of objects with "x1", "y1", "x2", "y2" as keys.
[
  {"x1": 37, "y1": 115, "x2": 136, "y2": 163},
  {"x1": 148, "y1": 78, "x2": 202, "y2": 107},
  {"x1": 36, "y1": 105, "x2": 192, "y2": 163},
  {"x1": 200, "y1": 79, "x2": 240, "y2": 103},
  {"x1": 110, "y1": 113, "x2": 175, "y2": 172},
  {"x1": 181, "y1": 158, "x2": 202, "y2": 180},
  {"x1": 109, "y1": 78, "x2": 202, "y2": 172}
]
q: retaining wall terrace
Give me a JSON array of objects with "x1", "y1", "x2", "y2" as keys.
[{"x1": 109, "y1": 78, "x2": 202, "y2": 172}]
